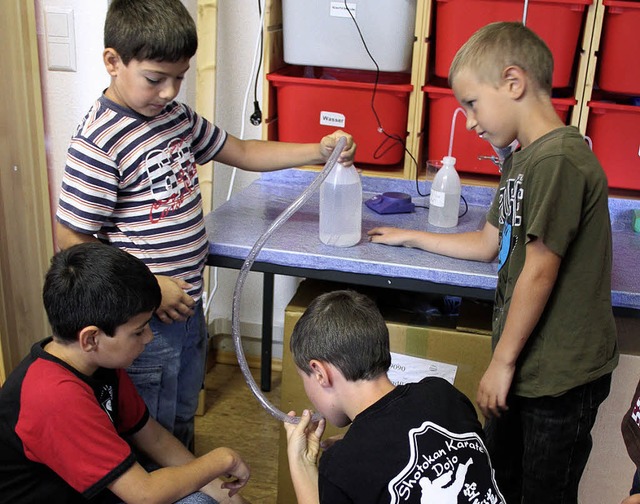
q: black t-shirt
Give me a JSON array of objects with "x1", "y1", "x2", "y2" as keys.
[
  {"x1": 318, "y1": 377, "x2": 505, "y2": 503},
  {"x1": 622, "y1": 378, "x2": 640, "y2": 470}
]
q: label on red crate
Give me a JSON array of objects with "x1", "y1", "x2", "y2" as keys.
[
  {"x1": 330, "y1": 2, "x2": 356, "y2": 18},
  {"x1": 319, "y1": 111, "x2": 346, "y2": 128}
]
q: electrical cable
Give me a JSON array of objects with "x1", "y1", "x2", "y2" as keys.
[
  {"x1": 343, "y1": 0, "x2": 418, "y2": 169},
  {"x1": 343, "y1": 0, "x2": 468, "y2": 219},
  {"x1": 204, "y1": 0, "x2": 267, "y2": 319},
  {"x1": 250, "y1": 0, "x2": 264, "y2": 126},
  {"x1": 225, "y1": 0, "x2": 267, "y2": 203}
]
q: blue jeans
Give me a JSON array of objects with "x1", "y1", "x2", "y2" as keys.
[
  {"x1": 175, "y1": 492, "x2": 218, "y2": 503},
  {"x1": 127, "y1": 300, "x2": 208, "y2": 451},
  {"x1": 113, "y1": 491, "x2": 217, "y2": 504},
  {"x1": 484, "y1": 373, "x2": 612, "y2": 504}
]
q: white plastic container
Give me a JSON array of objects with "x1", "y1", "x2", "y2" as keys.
[
  {"x1": 319, "y1": 162, "x2": 362, "y2": 247},
  {"x1": 282, "y1": 0, "x2": 418, "y2": 72},
  {"x1": 428, "y1": 156, "x2": 461, "y2": 228}
]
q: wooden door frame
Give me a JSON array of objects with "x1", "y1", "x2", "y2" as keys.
[{"x1": 0, "y1": 2, "x2": 54, "y2": 383}]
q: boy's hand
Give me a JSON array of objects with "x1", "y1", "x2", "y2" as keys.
[
  {"x1": 201, "y1": 476, "x2": 251, "y2": 503},
  {"x1": 284, "y1": 410, "x2": 326, "y2": 468},
  {"x1": 155, "y1": 275, "x2": 196, "y2": 323},
  {"x1": 320, "y1": 130, "x2": 356, "y2": 166},
  {"x1": 218, "y1": 451, "x2": 251, "y2": 498},
  {"x1": 219, "y1": 470, "x2": 250, "y2": 498},
  {"x1": 368, "y1": 226, "x2": 412, "y2": 247},
  {"x1": 476, "y1": 357, "x2": 515, "y2": 419}
]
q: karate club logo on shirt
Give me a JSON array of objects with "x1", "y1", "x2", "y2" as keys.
[{"x1": 388, "y1": 422, "x2": 504, "y2": 504}]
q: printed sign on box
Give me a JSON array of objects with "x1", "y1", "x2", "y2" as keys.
[{"x1": 388, "y1": 351, "x2": 457, "y2": 386}]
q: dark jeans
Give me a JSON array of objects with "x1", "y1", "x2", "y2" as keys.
[
  {"x1": 632, "y1": 468, "x2": 640, "y2": 495},
  {"x1": 484, "y1": 373, "x2": 612, "y2": 504}
]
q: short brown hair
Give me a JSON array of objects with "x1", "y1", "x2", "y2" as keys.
[
  {"x1": 448, "y1": 21, "x2": 554, "y2": 94},
  {"x1": 290, "y1": 290, "x2": 391, "y2": 381},
  {"x1": 105, "y1": 0, "x2": 197, "y2": 65}
]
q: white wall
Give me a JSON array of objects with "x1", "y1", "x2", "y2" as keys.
[
  {"x1": 36, "y1": 0, "x2": 295, "y2": 360},
  {"x1": 35, "y1": 0, "x2": 110, "y2": 222}
]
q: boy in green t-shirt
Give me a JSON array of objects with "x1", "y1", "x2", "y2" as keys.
[{"x1": 368, "y1": 21, "x2": 618, "y2": 503}]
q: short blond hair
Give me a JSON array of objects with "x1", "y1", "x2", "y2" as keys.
[{"x1": 448, "y1": 21, "x2": 553, "y2": 94}]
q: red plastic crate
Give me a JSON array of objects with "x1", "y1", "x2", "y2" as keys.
[
  {"x1": 597, "y1": 0, "x2": 640, "y2": 95},
  {"x1": 433, "y1": 0, "x2": 591, "y2": 88},
  {"x1": 586, "y1": 101, "x2": 640, "y2": 191},
  {"x1": 423, "y1": 85, "x2": 575, "y2": 176},
  {"x1": 267, "y1": 66, "x2": 413, "y2": 166}
]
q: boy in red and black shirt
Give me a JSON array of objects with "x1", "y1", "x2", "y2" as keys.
[{"x1": 0, "y1": 243, "x2": 249, "y2": 504}]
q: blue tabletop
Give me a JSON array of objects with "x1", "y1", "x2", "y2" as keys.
[{"x1": 205, "y1": 169, "x2": 640, "y2": 310}]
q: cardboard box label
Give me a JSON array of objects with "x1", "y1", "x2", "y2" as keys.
[{"x1": 389, "y1": 351, "x2": 457, "y2": 386}]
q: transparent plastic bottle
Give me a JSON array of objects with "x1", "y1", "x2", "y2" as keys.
[
  {"x1": 428, "y1": 155, "x2": 461, "y2": 228},
  {"x1": 319, "y1": 162, "x2": 362, "y2": 247}
]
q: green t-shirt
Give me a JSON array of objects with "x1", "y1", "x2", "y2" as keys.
[{"x1": 486, "y1": 126, "x2": 618, "y2": 397}]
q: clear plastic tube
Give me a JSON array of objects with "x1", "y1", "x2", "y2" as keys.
[
  {"x1": 231, "y1": 136, "x2": 348, "y2": 424},
  {"x1": 448, "y1": 107, "x2": 466, "y2": 158}
]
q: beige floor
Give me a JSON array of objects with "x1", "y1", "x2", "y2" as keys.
[{"x1": 195, "y1": 363, "x2": 282, "y2": 504}]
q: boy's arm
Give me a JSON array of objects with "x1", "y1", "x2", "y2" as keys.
[
  {"x1": 213, "y1": 130, "x2": 356, "y2": 171},
  {"x1": 477, "y1": 238, "x2": 561, "y2": 418},
  {"x1": 56, "y1": 221, "x2": 100, "y2": 248},
  {"x1": 368, "y1": 220, "x2": 499, "y2": 262},
  {"x1": 108, "y1": 416, "x2": 250, "y2": 504},
  {"x1": 56, "y1": 222, "x2": 194, "y2": 323},
  {"x1": 284, "y1": 410, "x2": 326, "y2": 504}
]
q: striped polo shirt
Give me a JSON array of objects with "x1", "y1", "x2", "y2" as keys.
[{"x1": 57, "y1": 95, "x2": 227, "y2": 300}]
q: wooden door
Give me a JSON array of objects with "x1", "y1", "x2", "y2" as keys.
[{"x1": 0, "y1": 1, "x2": 54, "y2": 383}]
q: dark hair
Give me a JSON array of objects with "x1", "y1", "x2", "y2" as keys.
[
  {"x1": 290, "y1": 290, "x2": 391, "y2": 381},
  {"x1": 43, "y1": 243, "x2": 161, "y2": 342},
  {"x1": 449, "y1": 21, "x2": 554, "y2": 94},
  {"x1": 104, "y1": 0, "x2": 198, "y2": 65}
]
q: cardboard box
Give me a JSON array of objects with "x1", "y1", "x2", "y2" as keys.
[{"x1": 277, "y1": 280, "x2": 493, "y2": 503}]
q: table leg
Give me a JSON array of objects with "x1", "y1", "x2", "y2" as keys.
[{"x1": 261, "y1": 272, "x2": 274, "y2": 391}]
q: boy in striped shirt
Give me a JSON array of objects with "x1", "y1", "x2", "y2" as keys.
[{"x1": 56, "y1": 0, "x2": 355, "y2": 452}]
